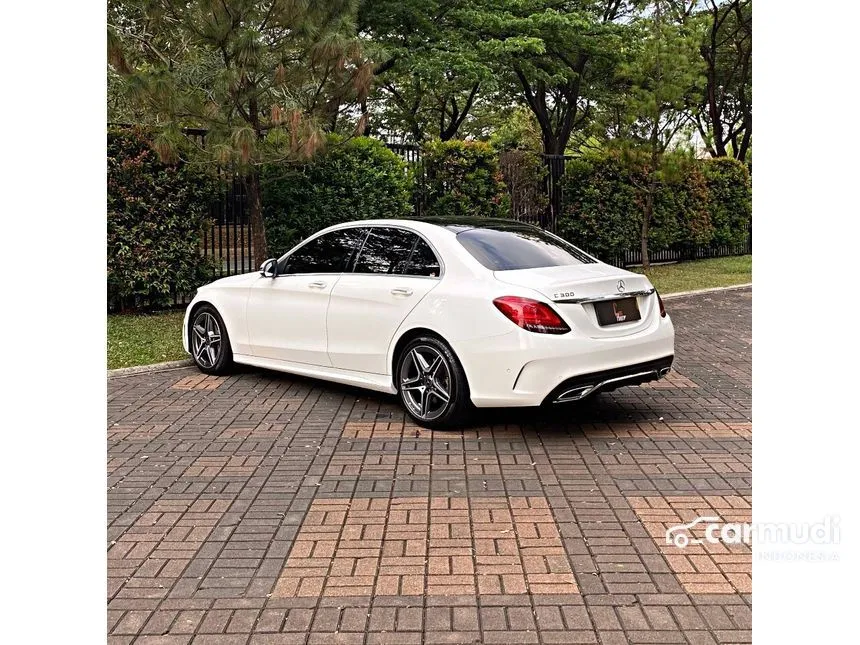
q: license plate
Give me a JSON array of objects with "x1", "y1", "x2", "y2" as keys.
[{"x1": 594, "y1": 297, "x2": 641, "y2": 326}]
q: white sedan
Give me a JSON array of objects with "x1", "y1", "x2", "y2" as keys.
[{"x1": 183, "y1": 218, "x2": 674, "y2": 427}]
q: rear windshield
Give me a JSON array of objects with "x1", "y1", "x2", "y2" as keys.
[{"x1": 456, "y1": 227, "x2": 596, "y2": 271}]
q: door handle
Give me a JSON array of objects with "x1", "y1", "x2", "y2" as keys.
[
  {"x1": 308, "y1": 280, "x2": 327, "y2": 289},
  {"x1": 390, "y1": 287, "x2": 413, "y2": 297}
]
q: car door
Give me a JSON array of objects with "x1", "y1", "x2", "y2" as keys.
[
  {"x1": 246, "y1": 227, "x2": 367, "y2": 365},
  {"x1": 327, "y1": 226, "x2": 442, "y2": 374}
]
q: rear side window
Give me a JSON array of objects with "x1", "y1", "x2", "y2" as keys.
[
  {"x1": 406, "y1": 238, "x2": 441, "y2": 277},
  {"x1": 352, "y1": 227, "x2": 417, "y2": 274},
  {"x1": 457, "y1": 227, "x2": 596, "y2": 271},
  {"x1": 350, "y1": 227, "x2": 442, "y2": 277},
  {"x1": 281, "y1": 228, "x2": 366, "y2": 274}
]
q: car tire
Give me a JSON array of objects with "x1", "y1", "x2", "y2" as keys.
[
  {"x1": 189, "y1": 304, "x2": 234, "y2": 375},
  {"x1": 396, "y1": 335, "x2": 470, "y2": 429}
]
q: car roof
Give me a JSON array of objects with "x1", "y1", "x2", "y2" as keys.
[
  {"x1": 328, "y1": 217, "x2": 541, "y2": 234},
  {"x1": 414, "y1": 216, "x2": 541, "y2": 233}
]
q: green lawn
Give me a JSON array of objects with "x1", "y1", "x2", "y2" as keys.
[
  {"x1": 631, "y1": 255, "x2": 751, "y2": 294},
  {"x1": 107, "y1": 310, "x2": 187, "y2": 370},
  {"x1": 107, "y1": 255, "x2": 751, "y2": 369}
]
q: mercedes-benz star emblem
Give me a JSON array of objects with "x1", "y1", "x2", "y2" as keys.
[{"x1": 617, "y1": 280, "x2": 625, "y2": 293}]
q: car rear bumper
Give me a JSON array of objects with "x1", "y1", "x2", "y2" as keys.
[
  {"x1": 452, "y1": 313, "x2": 675, "y2": 407},
  {"x1": 542, "y1": 355, "x2": 674, "y2": 405}
]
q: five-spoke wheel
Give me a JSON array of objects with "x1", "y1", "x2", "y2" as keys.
[
  {"x1": 190, "y1": 305, "x2": 233, "y2": 374},
  {"x1": 396, "y1": 335, "x2": 469, "y2": 428}
]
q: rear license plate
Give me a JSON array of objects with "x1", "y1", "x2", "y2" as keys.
[{"x1": 594, "y1": 298, "x2": 641, "y2": 326}]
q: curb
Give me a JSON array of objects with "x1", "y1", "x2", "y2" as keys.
[
  {"x1": 662, "y1": 283, "x2": 752, "y2": 300},
  {"x1": 106, "y1": 284, "x2": 751, "y2": 377},
  {"x1": 108, "y1": 359, "x2": 193, "y2": 378}
]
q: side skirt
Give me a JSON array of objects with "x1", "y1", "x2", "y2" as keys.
[{"x1": 232, "y1": 354, "x2": 397, "y2": 395}]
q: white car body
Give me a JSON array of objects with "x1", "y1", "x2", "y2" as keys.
[{"x1": 183, "y1": 218, "x2": 674, "y2": 411}]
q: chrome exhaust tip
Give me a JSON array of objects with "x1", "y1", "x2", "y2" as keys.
[
  {"x1": 554, "y1": 385, "x2": 595, "y2": 403},
  {"x1": 658, "y1": 367, "x2": 671, "y2": 377}
]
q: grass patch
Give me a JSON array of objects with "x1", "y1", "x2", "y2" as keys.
[
  {"x1": 106, "y1": 255, "x2": 752, "y2": 369},
  {"x1": 107, "y1": 310, "x2": 186, "y2": 370},
  {"x1": 631, "y1": 255, "x2": 751, "y2": 294}
]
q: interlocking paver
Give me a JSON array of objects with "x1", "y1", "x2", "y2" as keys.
[{"x1": 108, "y1": 287, "x2": 752, "y2": 643}]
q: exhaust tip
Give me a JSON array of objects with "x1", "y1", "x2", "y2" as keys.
[
  {"x1": 659, "y1": 367, "x2": 671, "y2": 377},
  {"x1": 554, "y1": 385, "x2": 595, "y2": 403}
]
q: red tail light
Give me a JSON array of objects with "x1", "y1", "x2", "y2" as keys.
[
  {"x1": 493, "y1": 296, "x2": 571, "y2": 334},
  {"x1": 657, "y1": 291, "x2": 667, "y2": 317}
]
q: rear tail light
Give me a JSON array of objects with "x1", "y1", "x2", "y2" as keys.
[
  {"x1": 493, "y1": 296, "x2": 571, "y2": 334},
  {"x1": 657, "y1": 291, "x2": 667, "y2": 317}
]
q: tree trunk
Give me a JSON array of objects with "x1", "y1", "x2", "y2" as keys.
[
  {"x1": 246, "y1": 170, "x2": 268, "y2": 266},
  {"x1": 641, "y1": 187, "x2": 653, "y2": 271}
]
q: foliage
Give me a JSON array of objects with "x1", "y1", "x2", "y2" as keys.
[
  {"x1": 558, "y1": 152, "x2": 644, "y2": 258},
  {"x1": 490, "y1": 107, "x2": 544, "y2": 152},
  {"x1": 419, "y1": 140, "x2": 509, "y2": 218},
  {"x1": 359, "y1": 0, "x2": 494, "y2": 142},
  {"x1": 465, "y1": 0, "x2": 633, "y2": 155},
  {"x1": 108, "y1": 0, "x2": 372, "y2": 261},
  {"x1": 558, "y1": 151, "x2": 749, "y2": 261},
  {"x1": 261, "y1": 136, "x2": 412, "y2": 254},
  {"x1": 701, "y1": 157, "x2": 752, "y2": 246},
  {"x1": 108, "y1": 127, "x2": 216, "y2": 308},
  {"x1": 685, "y1": 0, "x2": 752, "y2": 162},
  {"x1": 596, "y1": 1, "x2": 706, "y2": 267}
]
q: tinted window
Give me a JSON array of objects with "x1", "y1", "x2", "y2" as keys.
[
  {"x1": 457, "y1": 228, "x2": 596, "y2": 271},
  {"x1": 281, "y1": 228, "x2": 366, "y2": 274},
  {"x1": 406, "y1": 238, "x2": 441, "y2": 277},
  {"x1": 352, "y1": 228, "x2": 418, "y2": 274}
]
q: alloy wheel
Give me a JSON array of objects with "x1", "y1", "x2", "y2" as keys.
[
  {"x1": 191, "y1": 312, "x2": 222, "y2": 369},
  {"x1": 399, "y1": 345, "x2": 452, "y2": 421}
]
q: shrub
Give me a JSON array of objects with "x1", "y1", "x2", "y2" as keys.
[
  {"x1": 261, "y1": 136, "x2": 412, "y2": 254},
  {"x1": 419, "y1": 140, "x2": 510, "y2": 218},
  {"x1": 702, "y1": 157, "x2": 752, "y2": 247},
  {"x1": 652, "y1": 159, "x2": 713, "y2": 256},
  {"x1": 107, "y1": 126, "x2": 217, "y2": 309},
  {"x1": 557, "y1": 152, "x2": 642, "y2": 259},
  {"x1": 558, "y1": 151, "x2": 752, "y2": 262}
]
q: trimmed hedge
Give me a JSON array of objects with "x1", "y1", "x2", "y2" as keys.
[
  {"x1": 558, "y1": 151, "x2": 750, "y2": 260},
  {"x1": 419, "y1": 140, "x2": 510, "y2": 218},
  {"x1": 702, "y1": 157, "x2": 752, "y2": 247},
  {"x1": 108, "y1": 127, "x2": 216, "y2": 309},
  {"x1": 261, "y1": 136, "x2": 412, "y2": 254}
]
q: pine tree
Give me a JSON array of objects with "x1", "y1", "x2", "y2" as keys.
[{"x1": 108, "y1": 0, "x2": 371, "y2": 262}]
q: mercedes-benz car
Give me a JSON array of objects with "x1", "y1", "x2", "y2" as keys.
[{"x1": 183, "y1": 217, "x2": 674, "y2": 427}]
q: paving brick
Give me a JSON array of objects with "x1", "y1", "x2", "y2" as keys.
[{"x1": 108, "y1": 289, "x2": 753, "y2": 645}]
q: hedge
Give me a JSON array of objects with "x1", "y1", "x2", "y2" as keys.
[
  {"x1": 702, "y1": 157, "x2": 752, "y2": 247},
  {"x1": 419, "y1": 140, "x2": 510, "y2": 219},
  {"x1": 261, "y1": 136, "x2": 412, "y2": 254},
  {"x1": 557, "y1": 151, "x2": 750, "y2": 260},
  {"x1": 108, "y1": 126, "x2": 216, "y2": 309}
]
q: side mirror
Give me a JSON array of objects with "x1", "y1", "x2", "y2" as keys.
[{"x1": 260, "y1": 258, "x2": 278, "y2": 278}]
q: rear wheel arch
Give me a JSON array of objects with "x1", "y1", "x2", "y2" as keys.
[
  {"x1": 393, "y1": 331, "x2": 472, "y2": 428},
  {"x1": 391, "y1": 327, "x2": 448, "y2": 376}
]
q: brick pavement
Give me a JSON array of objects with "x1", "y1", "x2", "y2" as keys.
[{"x1": 108, "y1": 287, "x2": 752, "y2": 644}]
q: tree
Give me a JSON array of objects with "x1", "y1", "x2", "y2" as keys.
[
  {"x1": 668, "y1": 0, "x2": 752, "y2": 161},
  {"x1": 466, "y1": 1, "x2": 634, "y2": 156},
  {"x1": 358, "y1": 0, "x2": 494, "y2": 142},
  {"x1": 108, "y1": 0, "x2": 371, "y2": 262},
  {"x1": 603, "y1": 0, "x2": 705, "y2": 268},
  {"x1": 697, "y1": 0, "x2": 751, "y2": 161}
]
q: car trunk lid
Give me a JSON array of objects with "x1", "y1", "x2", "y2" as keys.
[{"x1": 493, "y1": 264, "x2": 658, "y2": 338}]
